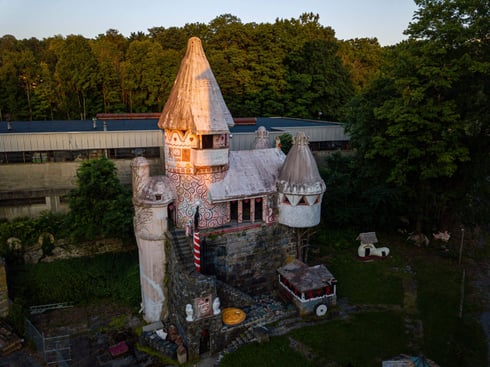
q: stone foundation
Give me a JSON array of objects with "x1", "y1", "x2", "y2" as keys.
[{"x1": 202, "y1": 223, "x2": 296, "y2": 295}]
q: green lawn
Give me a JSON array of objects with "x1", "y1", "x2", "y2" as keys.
[{"x1": 221, "y1": 229, "x2": 488, "y2": 367}]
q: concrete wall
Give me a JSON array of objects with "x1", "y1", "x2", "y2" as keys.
[{"x1": 0, "y1": 158, "x2": 164, "y2": 220}]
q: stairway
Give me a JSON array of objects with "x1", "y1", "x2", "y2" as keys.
[{"x1": 168, "y1": 229, "x2": 196, "y2": 274}]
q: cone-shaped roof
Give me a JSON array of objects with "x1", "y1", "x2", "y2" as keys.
[
  {"x1": 277, "y1": 132, "x2": 326, "y2": 195},
  {"x1": 158, "y1": 37, "x2": 234, "y2": 134}
]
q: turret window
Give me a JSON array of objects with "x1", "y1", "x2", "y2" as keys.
[
  {"x1": 201, "y1": 134, "x2": 228, "y2": 149},
  {"x1": 202, "y1": 135, "x2": 213, "y2": 149}
]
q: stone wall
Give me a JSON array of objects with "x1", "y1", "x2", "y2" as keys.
[
  {"x1": 20, "y1": 238, "x2": 136, "y2": 264},
  {"x1": 165, "y1": 232, "x2": 222, "y2": 360},
  {"x1": 202, "y1": 223, "x2": 296, "y2": 295}
]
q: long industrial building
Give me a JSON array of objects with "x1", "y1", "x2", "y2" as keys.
[{"x1": 0, "y1": 115, "x2": 349, "y2": 219}]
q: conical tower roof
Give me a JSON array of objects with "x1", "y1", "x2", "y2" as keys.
[
  {"x1": 277, "y1": 132, "x2": 326, "y2": 195},
  {"x1": 158, "y1": 37, "x2": 234, "y2": 134}
]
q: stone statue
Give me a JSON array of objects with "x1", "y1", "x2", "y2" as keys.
[
  {"x1": 213, "y1": 297, "x2": 221, "y2": 315},
  {"x1": 185, "y1": 304, "x2": 194, "y2": 321}
]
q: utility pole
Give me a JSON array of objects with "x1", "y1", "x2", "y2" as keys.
[{"x1": 458, "y1": 226, "x2": 465, "y2": 265}]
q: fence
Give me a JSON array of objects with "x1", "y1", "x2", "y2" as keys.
[{"x1": 25, "y1": 303, "x2": 72, "y2": 365}]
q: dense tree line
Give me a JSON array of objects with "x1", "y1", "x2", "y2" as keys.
[
  {"x1": 325, "y1": 0, "x2": 489, "y2": 233},
  {"x1": 1, "y1": 1, "x2": 488, "y2": 233},
  {"x1": 0, "y1": 12, "x2": 382, "y2": 121}
]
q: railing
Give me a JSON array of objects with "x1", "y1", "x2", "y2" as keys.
[{"x1": 29, "y1": 302, "x2": 74, "y2": 315}]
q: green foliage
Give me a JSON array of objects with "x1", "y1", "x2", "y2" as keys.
[
  {"x1": 320, "y1": 153, "x2": 403, "y2": 230},
  {"x1": 345, "y1": 0, "x2": 490, "y2": 231},
  {"x1": 226, "y1": 229, "x2": 487, "y2": 366},
  {"x1": 325, "y1": 236, "x2": 404, "y2": 306},
  {"x1": 0, "y1": 212, "x2": 68, "y2": 260},
  {"x1": 220, "y1": 335, "x2": 315, "y2": 367},
  {"x1": 7, "y1": 251, "x2": 140, "y2": 309},
  {"x1": 0, "y1": 13, "x2": 370, "y2": 120},
  {"x1": 278, "y1": 133, "x2": 293, "y2": 155},
  {"x1": 415, "y1": 255, "x2": 487, "y2": 366},
  {"x1": 67, "y1": 157, "x2": 133, "y2": 242},
  {"x1": 5, "y1": 299, "x2": 28, "y2": 337},
  {"x1": 291, "y1": 312, "x2": 407, "y2": 367}
]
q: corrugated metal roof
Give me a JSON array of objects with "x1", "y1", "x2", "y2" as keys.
[
  {"x1": 208, "y1": 148, "x2": 286, "y2": 202},
  {"x1": 0, "y1": 117, "x2": 347, "y2": 135},
  {"x1": 158, "y1": 37, "x2": 234, "y2": 134},
  {"x1": 0, "y1": 119, "x2": 160, "y2": 133}
]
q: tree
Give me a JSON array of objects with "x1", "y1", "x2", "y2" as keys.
[
  {"x1": 67, "y1": 158, "x2": 133, "y2": 242},
  {"x1": 338, "y1": 37, "x2": 384, "y2": 94},
  {"x1": 121, "y1": 39, "x2": 166, "y2": 112},
  {"x1": 278, "y1": 133, "x2": 293, "y2": 154},
  {"x1": 54, "y1": 35, "x2": 100, "y2": 119},
  {"x1": 285, "y1": 38, "x2": 354, "y2": 120},
  {"x1": 91, "y1": 30, "x2": 128, "y2": 113},
  {"x1": 347, "y1": 0, "x2": 490, "y2": 231}
]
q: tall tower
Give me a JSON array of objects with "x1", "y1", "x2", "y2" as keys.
[
  {"x1": 131, "y1": 157, "x2": 175, "y2": 322},
  {"x1": 277, "y1": 132, "x2": 326, "y2": 228},
  {"x1": 158, "y1": 37, "x2": 234, "y2": 229}
]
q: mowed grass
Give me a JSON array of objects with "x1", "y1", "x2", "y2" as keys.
[
  {"x1": 219, "y1": 335, "x2": 316, "y2": 367},
  {"x1": 221, "y1": 229, "x2": 488, "y2": 367}
]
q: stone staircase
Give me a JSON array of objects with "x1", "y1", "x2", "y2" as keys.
[
  {"x1": 218, "y1": 295, "x2": 298, "y2": 359},
  {"x1": 168, "y1": 229, "x2": 195, "y2": 275}
]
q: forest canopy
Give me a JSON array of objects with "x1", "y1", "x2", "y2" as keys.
[
  {"x1": 1, "y1": 1, "x2": 488, "y2": 232},
  {"x1": 0, "y1": 12, "x2": 380, "y2": 122}
]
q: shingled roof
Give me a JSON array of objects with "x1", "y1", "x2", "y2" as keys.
[
  {"x1": 208, "y1": 148, "x2": 286, "y2": 202},
  {"x1": 158, "y1": 37, "x2": 234, "y2": 135},
  {"x1": 277, "y1": 132, "x2": 326, "y2": 195}
]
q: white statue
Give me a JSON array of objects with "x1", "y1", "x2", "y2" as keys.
[
  {"x1": 185, "y1": 304, "x2": 194, "y2": 321},
  {"x1": 212, "y1": 297, "x2": 221, "y2": 315}
]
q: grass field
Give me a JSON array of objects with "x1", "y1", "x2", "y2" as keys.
[{"x1": 220, "y1": 229, "x2": 488, "y2": 367}]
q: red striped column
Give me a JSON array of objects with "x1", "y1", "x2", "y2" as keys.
[{"x1": 193, "y1": 230, "x2": 201, "y2": 272}]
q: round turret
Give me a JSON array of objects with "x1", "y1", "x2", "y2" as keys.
[
  {"x1": 277, "y1": 132, "x2": 326, "y2": 228},
  {"x1": 252, "y1": 126, "x2": 271, "y2": 149}
]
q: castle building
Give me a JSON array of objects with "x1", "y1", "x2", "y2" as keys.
[{"x1": 132, "y1": 37, "x2": 331, "y2": 360}]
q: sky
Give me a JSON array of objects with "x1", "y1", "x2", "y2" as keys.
[{"x1": 0, "y1": 0, "x2": 418, "y2": 46}]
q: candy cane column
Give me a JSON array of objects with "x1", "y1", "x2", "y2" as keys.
[{"x1": 193, "y1": 203, "x2": 201, "y2": 272}]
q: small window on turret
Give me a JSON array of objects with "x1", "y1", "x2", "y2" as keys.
[
  {"x1": 298, "y1": 197, "x2": 308, "y2": 205},
  {"x1": 202, "y1": 135, "x2": 213, "y2": 149}
]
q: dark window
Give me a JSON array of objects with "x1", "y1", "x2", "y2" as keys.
[
  {"x1": 242, "y1": 199, "x2": 250, "y2": 221},
  {"x1": 254, "y1": 198, "x2": 263, "y2": 221},
  {"x1": 230, "y1": 201, "x2": 238, "y2": 221},
  {"x1": 202, "y1": 135, "x2": 213, "y2": 149}
]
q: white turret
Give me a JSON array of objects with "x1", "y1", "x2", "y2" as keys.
[
  {"x1": 277, "y1": 132, "x2": 326, "y2": 228},
  {"x1": 131, "y1": 157, "x2": 175, "y2": 322}
]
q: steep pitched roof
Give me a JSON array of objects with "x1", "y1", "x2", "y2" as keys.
[
  {"x1": 208, "y1": 148, "x2": 286, "y2": 202},
  {"x1": 158, "y1": 37, "x2": 234, "y2": 135},
  {"x1": 277, "y1": 132, "x2": 326, "y2": 195}
]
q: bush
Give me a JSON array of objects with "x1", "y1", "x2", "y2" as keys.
[{"x1": 7, "y1": 251, "x2": 140, "y2": 309}]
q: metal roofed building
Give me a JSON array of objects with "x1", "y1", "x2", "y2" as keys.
[
  {"x1": 0, "y1": 116, "x2": 348, "y2": 220},
  {"x1": 0, "y1": 116, "x2": 348, "y2": 161}
]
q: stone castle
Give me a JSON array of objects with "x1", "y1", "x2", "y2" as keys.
[{"x1": 132, "y1": 37, "x2": 327, "y2": 361}]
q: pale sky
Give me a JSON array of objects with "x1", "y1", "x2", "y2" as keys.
[{"x1": 0, "y1": 0, "x2": 418, "y2": 46}]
